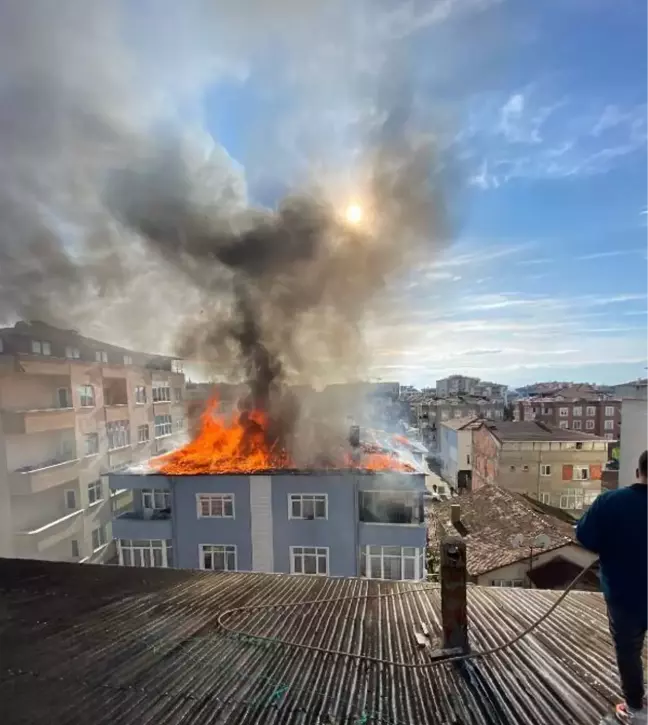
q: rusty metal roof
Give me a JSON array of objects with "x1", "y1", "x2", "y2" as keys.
[
  {"x1": 429, "y1": 486, "x2": 579, "y2": 576},
  {"x1": 0, "y1": 557, "x2": 626, "y2": 725}
]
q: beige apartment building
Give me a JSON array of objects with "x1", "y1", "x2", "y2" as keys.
[
  {"x1": 471, "y1": 420, "x2": 607, "y2": 514},
  {"x1": 0, "y1": 321, "x2": 186, "y2": 564}
]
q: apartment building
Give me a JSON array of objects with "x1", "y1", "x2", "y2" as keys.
[
  {"x1": 0, "y1": 321, "x2": 186, "y2": 564},
  {"x1": 471, "y1": 421, "x2": 607, "y2": 514},
  {"x1": 109, "y1": 470, "x2": 428, "y2": 580},
  {"x1": 515, "y1": 393, "x2": 621, "y2": 440},
  {"x1": 435, "y1": 375, "x2": 480, "y2": 397},
  {"x1": 438, "y1": 416, "x2": 482, "y2": 490}
]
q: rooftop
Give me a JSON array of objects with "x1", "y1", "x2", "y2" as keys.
[
  {"x1": 480, "y1": 420, "x2": 605, "y2": 442},
  {"x1": 429, "y1": 486, "x2": 579, "y2": 576},
  {"x1": 0, "y1": 558, "x2": 624, "y2": 725},
  {"x1": 439, "y1": 415, "x2": 483, "y2": 431}
]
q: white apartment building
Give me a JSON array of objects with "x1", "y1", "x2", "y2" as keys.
[{"x1": 0, "y1": 321, "x2": 186, "y2": 564}]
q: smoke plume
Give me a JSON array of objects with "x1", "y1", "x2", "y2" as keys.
[{"x1": 0, "y1": 1, "x2": 450, "y2": 463}]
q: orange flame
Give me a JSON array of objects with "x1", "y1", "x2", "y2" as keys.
[{"x1": 153, "y1": 397, "x2": 413, "y2": 474}]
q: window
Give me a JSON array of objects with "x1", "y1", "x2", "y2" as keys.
[
  {"x1": 572, "y1": 420, "x2": 582, "y2": 430},
  {"x1": 360, "y1": 546, "x2": 425, "y2": 581},
  {"x1": 154, "y1": 414, "x2": 172, "y2": 438},
  {"x1": 71, "y1": 539, "x2": 80, "y2": 558},
  {"x1": 559, "y1": 421, "x2": 569, "y2": 429},
  {"x1": 107, "y1": 420, "x2": 130, "y2": 450},
  {"x1": 509, "y1": 465, "x2": 516, "y2": 472},
  {"x1": 454, "y1": 410, "x2": 462, "y2": 418},
  {"x1": 57, "y1": 387, "x2": 71, "y2": 408},
  {"x1": 197, "y1": 494, "x2": 235, "y2": 518},
  {"x1": 87, "y1": 480, "x2": 103, "y2": 505},
  {"x1": 175, "y1": 418, "x2": 184, "y2": 432},
  {"x1": 84, "y1": 433, "x2": 99, "y2": 456},
  {"x1": 289, "y1": 494, "x2": 327, "y2": 520},
  {"x1": 584, "y1": 490, "x2": 600, "y2": 505},
  {"x1": 134, "y1": 385, "x2": 147, "y2": 404},
  {"x1": 605, "y1": 406, "x2": 615, "y2": 417},
  {"x1": 64, "y1": 489, "x2": 77, "y2": 510},
  {"x1": 586, "y1": 406, "x2": 596, "y2": 417},
  {"x1": 491, "y1": 579, "x2": 525, "y2": 587},
  {"x1": 31, "y1": 339, "x2": 51, "y2": 355},
  {"x1": 172, "y1": 359, "x2": 184, "y2": 373},
  {"x1": 560, "y1": 489, "x2": 584, "y2": 510},
  {"x1": 200, "y1": 544, "x2": 237, "y2": 572},
  {"x1": 605, "y1": 433, "x2": 614, "y2": 440},
  {"x1": 91, "y1": 526, "x2": 107, "y2": 551},
  {"x1": 604, "y1": 419, "x2": 614, "y2": 430},
  {"x1": 291, "y1": 546, "x2": 328, "y2": 575},
  {"x1": 559, "y1": 407, "x2": 568, "y2": 417},
  {"x1": 123, "y1": 355, "x2": 133, "y2": 365},
  {"x1": 65, "y1": 346, "x2": 80, "y2": 359},
  {"x1": 542, "y1": 407, "x2": 551, "y2": 415},
  {"x1": 540, "y1": 464, "x2": 551, "y2": 476},
  {"x1": 466, "y1": 454, "x2": 471, "y2": 465},
  {"x1": 358, "y1": 491, "x2": 423, "y2": 525},
  {"x1": 586, "y1": 420, "x2": 595, "y2": 430},
  {"x1": 137, "y1": 424, "x2": 150, "y2": 443},
  {"x1": 573, "y1": 466, "x2": 589, "y2": 481},
  {"x1": 119, "y1": 539, "x2": 172, "y2": 568},
  {"x1": 572, "y1": 406, "x2": 582, "y2": 417},
  {"x1": 78, "y1": 384, "x2": 95, "y2": 407},
  {"x1": 142, "y1": 488, "x2": 171, "y2": 510},
  {"x1": 174, "y1": 387, "x2": 183, "y2": 402},
  {"x1": 522, "y1": 465, "x2": 529, "y2": 472},
  {"x1": 95, "y1": 350, "x2": 108, "y2": 363},
  {"x1": 539, "y1": 492, "x2": 551, "y2": 504},
  {"x1": 153, "y1": 381, "x2": 171, "y2": 402}
]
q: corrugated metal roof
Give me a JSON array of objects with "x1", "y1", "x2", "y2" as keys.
[{"x1": 0, "y1": 558, "x2": 628, "y2": 724}]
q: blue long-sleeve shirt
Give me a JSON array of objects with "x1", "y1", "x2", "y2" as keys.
[{"x1": 576, "y1": 483, "x2": 647, "y2": 622}]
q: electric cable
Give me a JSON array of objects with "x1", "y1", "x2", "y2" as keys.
[{"x1": 218, "y1": 557, "x2": 600, "y2": 669}]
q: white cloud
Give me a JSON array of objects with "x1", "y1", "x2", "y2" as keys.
[{"x1": 576, "y1": 249, "x2": 644, "y2": 261}]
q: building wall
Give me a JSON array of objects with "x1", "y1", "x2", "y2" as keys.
[
  {"x1": 619, "y1": 399, "x2": 648, "y2": 488},
  {"x1": 471, "y1": 426, "x2": 500, "y2": 490},
  {"x1": 438, "y1": 425, "x2": 458, "y2": 485},
  {"x1": 517, "y1": 399, "x2": 621, "y2": 440}
]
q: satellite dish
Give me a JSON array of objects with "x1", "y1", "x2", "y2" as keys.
[
  {"x1": 533, "y1": 533, "x2": 550, "y2": 550},
  {"x1": 510, "y1": 534, "x2": 525, "y2": 549}
]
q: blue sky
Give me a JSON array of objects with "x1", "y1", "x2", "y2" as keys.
[{"x1": 185, "y1": 0, "x2": 647, "y2": 388}]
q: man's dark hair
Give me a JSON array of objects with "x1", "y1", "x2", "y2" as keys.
[{"x1": 639, "y1": 450, "x2": 647, "y2": 478}]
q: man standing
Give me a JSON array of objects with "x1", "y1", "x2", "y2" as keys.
[{"x1": 577, "y1": 450, "x2": 647, "y2": 724}]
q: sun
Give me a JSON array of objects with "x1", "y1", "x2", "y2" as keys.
[{"x1": 344, "y1": 203, "x2": 363, "y2": 225}]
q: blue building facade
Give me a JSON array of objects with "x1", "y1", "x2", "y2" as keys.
[{"x1": 109, "y1": 471, "x2": 427, "y2": 580}]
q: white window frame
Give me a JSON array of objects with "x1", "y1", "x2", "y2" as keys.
[
  {"x1": 559, "y1": 421, "x2": 569, "y2": 429},
  {"x1": 540, "y1": 464, "x2": 551, "y2": 477},
  {"x1": 290, "y1": 546, "x2": 329, "y2": 576},
  {"x1": 142, "y1": 488, "x2": 171, "y2": 510},
  {"x1": 31, "y1": 340, "x2": 51, "y2": 356},
  {"x1": 573, "y1": 466, "x2": 589, "y2": 481},
  {"x1": 78, "y1": 384, "x2": 95, "y2": 407},
  {"x1": 171, "y1": 359, "x2": 184, "y2": 373},
  {"x1": 288, "y1": 494, "x2": 328, "y2": 520},
  {"x1": 118, "y1": 539, "x2": 171, "y2": 568},
  {"x1": 87, "y1": 480, "x2": 103, "y2": 505},
  {"x1": 572, "y1": 420, "x2": 582, "y2": 430},
  {"x1": 152, "y1": 381, "x2": 171, "y2": 402},
  {"x1": 65, "y1": 346, "x2": 80, "y2": 359},
  {"x1": 137, "y1": 424, "x2": 150, "y2": 443},
  {"x1": 559, "y1": 407, "x2": 569, "y2": 417},
  {"x1": 605, "y1": 432, "x2": 614, "y2": 440},
  {"x1": 174, "y1": 387, "x2": 183, "y2": 402},
  {"x1": 491, "y1": 579, "x2": 525, "y2": 587},
  {"x1": 360, "y1": 545, "x2": 424, "y2": 581},
  {"x1": 605, "y1": 406, "x2": 615, "y2": 417},
  {"x1": 200, "y1": 544, "x2": 237, "y2": 572},
  {"x1": 154, "y1": 414, "x2": 172, "y2": 438},
  {"x1": 604, "y1": 419, "x2": 614, "y2": 430},
  {"x1": 585, "y1": 420, "x2": 595, "y2": 430},
  {"x1": 95, "y1": 350, "x2": 108, "y2": 363},
  {"x1": 123, "y1": 355, "x2": 133, "y2": 365},
  {"x1": 560, "y1": 489, "x2": 584, "y2": 510},
  {"x1": 84, "y1": 433, "x2": 99, "y2": 456},
  {"x1": 586, "y1": 406, "x2": 596, "y2": 417},
  {"x1": 107, "y1": 420, "x2": 130, "y2": 450},
  {"x1": 572, "y1": 406, "x2": 582, "y2": 417},
  {"x1": 64, "y1": 489, "x2": 77, "y2": 510},
  {"x1": 539, "y1": 492, "x2": 551, "y2": 504},
  {"x1": 197, "y1": 493, "x2": 235, "y2": 519},
  {"x1": 584, "y1": 490, "x2": 600, "y2": 505},
  {"x1": 134, "y1": 385, "x2": 147, "y2": 404},
  {"x1": 91, "y1": 526, "x2": 107, "y2": 551}
]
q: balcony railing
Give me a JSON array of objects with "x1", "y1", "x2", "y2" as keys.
[
  {"x1": 10, "y1": 457, "x2": 80, "y2": 494},
  {"x1": 2, "y1": 407, "x2": 75, "y2": 434}
]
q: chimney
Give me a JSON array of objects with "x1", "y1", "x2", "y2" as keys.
[
  {"x1": 450, "y1": 503, "x2": 461, "y2": 525},
  {"x1": 440, "y1": 537, "x2": 469, "y2": 653}
]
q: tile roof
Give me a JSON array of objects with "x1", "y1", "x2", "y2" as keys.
[
  {"x1": 481, "y1": 420, "x2": 605, "y2": 442},
  {"x1": 0, "y1": 558, "x2": 626, "y2": 725},
  {"x1": 440, "y1": 415, "x2": 482, "y2": 431},
  {"x1": 428, "y1": 485, "x2": 580, "y2": 576}
]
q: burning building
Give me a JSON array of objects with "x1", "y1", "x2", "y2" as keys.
[{"x1": 109, "y1": 399, "x2": 428, "y2": 579}]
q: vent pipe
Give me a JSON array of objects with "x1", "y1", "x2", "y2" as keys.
[
  {"x1": 440, "y1": 537, "x2": 469, "y2": 653},
  {"x1": 450, "y1": 503, "x2": 461, "y2": 525}
]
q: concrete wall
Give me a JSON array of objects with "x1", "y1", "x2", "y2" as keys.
[{"x1": 619, "y1": 399, "x2": 648, "y2": 488}]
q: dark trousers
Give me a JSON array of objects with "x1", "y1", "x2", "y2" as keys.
[{"x1": 607, "y1": 603, "x2": 647, "y2": 710}]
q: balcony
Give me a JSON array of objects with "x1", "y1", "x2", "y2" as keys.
[
  {"x1": 14, "y1": 509, "x2": 84, "y2": 557},
  {"x1": 112, "y1": 508, "x2": 173, "y2": 540},
  {"x1": 2, "y1": 407, "x2": 75, "y2": 435},
  {"x1": 10, "y1": 457, "x2": 80, "y2": 494}
]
